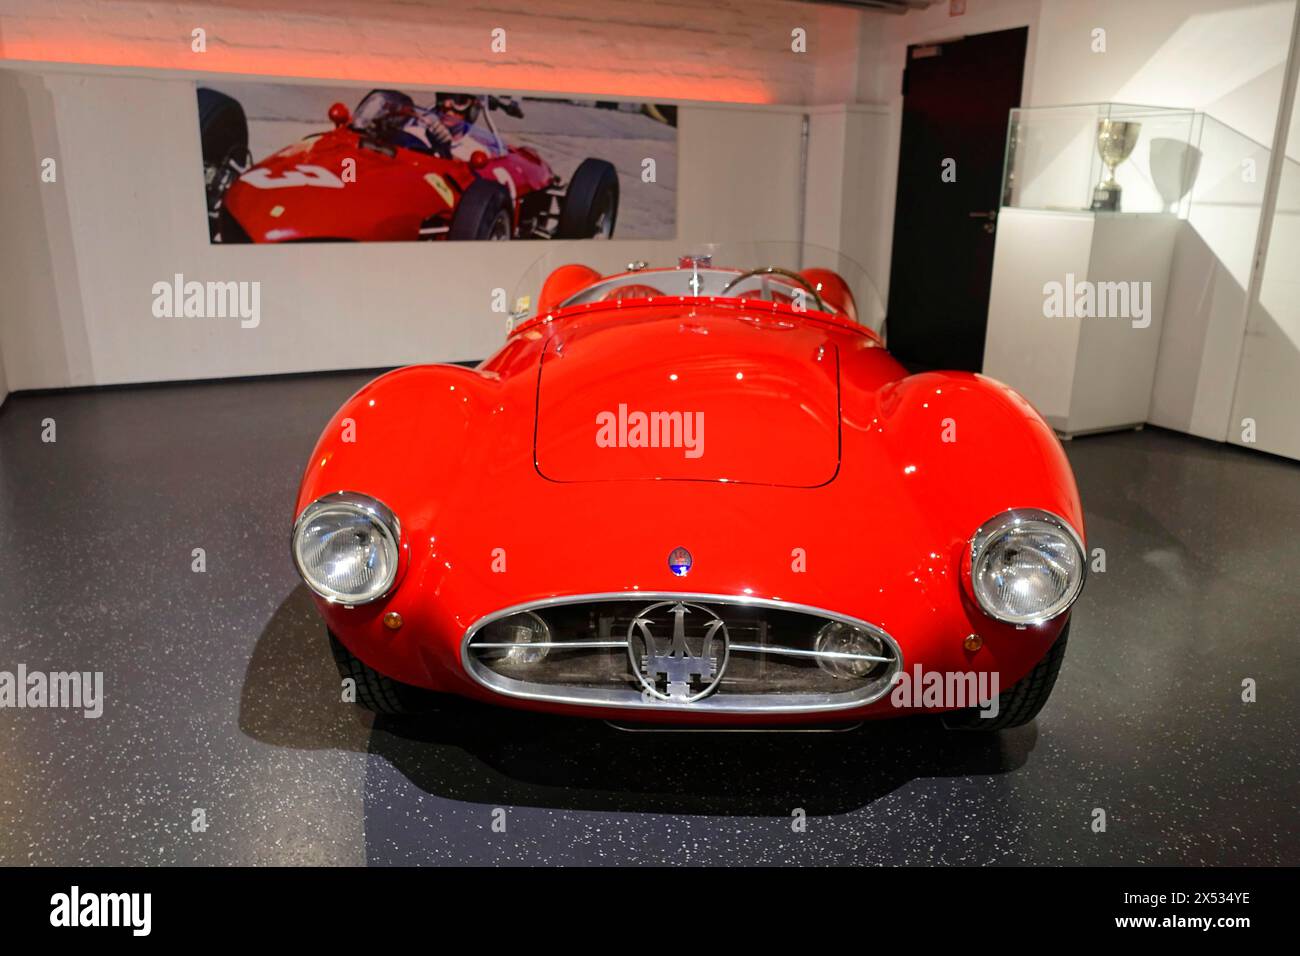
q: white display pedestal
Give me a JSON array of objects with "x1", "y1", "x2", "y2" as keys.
[{"x1": 982, "y1": 207, "x2": 1179, "y2": 437}]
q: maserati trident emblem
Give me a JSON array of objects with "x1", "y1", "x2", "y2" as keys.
[
  {"x1": 627, "y1": 601, "x2": 729, "y2": 703},
  {"x1": 667, "y1": 546, "x2": 692, "y2": 577}
]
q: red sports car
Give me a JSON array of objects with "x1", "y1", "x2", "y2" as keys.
[
  {"x1": 199, "y1": 88, "x2": 618, "y2": 242},
  {"x1": 291, "y1": 243, "x2": 1085, "y2": 730}
]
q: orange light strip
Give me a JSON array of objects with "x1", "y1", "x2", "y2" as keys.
[{"x1": 0, "y1": 38, "x2": 780, "y2": 105}]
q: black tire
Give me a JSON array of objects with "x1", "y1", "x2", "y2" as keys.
[
  {"x1": 197, "y1": 88, "x2": 248, "y2": 168},
  {"x1": 557, "y1": 158, "x2": 619, "y2": 239},
  {"x1": 328, "y1": 631, "x2": 439, "y2": 716},
  {"x1": 448, "y1": 179, "x2": 513, "y2": 240},
  {"x1": 942, "y1": 623, "x2": 1070, "y2": 731},
  {"x1": 198, "y1": 88, "x2": 250, "y2": 238}
]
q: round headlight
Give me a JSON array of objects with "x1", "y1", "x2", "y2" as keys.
[
  {"x1": 292, "y1": 492, "x2": 402, "y2": 605},
  {"x1": 476, "y1": 611, "x2": 551, "y2": 665},
  {"x1": 813, "y1": 621, "x2": 888, "y2": 680},
  {"x1": 968, "y1": 509, "x2": 1085, "y2": 625}
]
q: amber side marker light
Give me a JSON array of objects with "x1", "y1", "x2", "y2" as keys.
[
  {"x1": 383, "y1": 612, "x2": 403, "y2": 631},
  {"x1": 963, "y1": 633, "x2": 983, "y2": 652}
]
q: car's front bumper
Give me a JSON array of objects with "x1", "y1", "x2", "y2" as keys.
[{"x1": 321, "y1": 588, "x2": 1068, "y2": 726}]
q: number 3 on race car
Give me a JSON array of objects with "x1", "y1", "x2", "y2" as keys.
[{"x1": 241, "y1": 164, "x2": 346, "y2": 190}]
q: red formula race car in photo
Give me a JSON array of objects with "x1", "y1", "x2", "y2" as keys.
[
  {"x1": 199, "y1": 88, "x2": 619, "y2": 242},
  {"x1": 291, "y1": 243, "x2": 1086, "y2": 730}
]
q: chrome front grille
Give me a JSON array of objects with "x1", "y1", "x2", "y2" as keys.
[{"x1": 462, "y1": 594, "x2": 902, "y2": 714}]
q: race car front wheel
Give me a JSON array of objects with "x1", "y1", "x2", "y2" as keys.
[
  {"x1": 558, "y1": 158, "x2": 619, "y2": 239},
  {"x1": 197, "y1": 88, "x2": 250, "y2": 234},
  {"x1": 328, "y1": 631, "x2": 441, "y2": 716},
  {"x1": 941, "y1": 622, "x2": 1070, "y2": 731},
  {"x1": 449, "y1": 179, "x2": 513, "y2": 240}
]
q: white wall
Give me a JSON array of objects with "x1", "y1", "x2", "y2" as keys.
[
  {"x1": 0, "y1": 71, "x2": 95, "y2": 391},
  {"x1": 860, "y1": 0, "x2": 1292, "y2": 280},
  {"x1": 803, "y1": 104, "x2": 893, "y2": 322},
  {"x1": 0, "y1": 66, "x2": 820, "y2": 389},
  {"x1": 0, "y1": 0, "x2": 895, "y2": 391},
  {"x1": 854, "y1": 0, "x2": 1296, "y2": 450},
  {"x1": 0, "y1": 0, "x2": 866, "y2": 107},
  {"x1": 1031, "y1": 0, "x2": 1292, "y2": 147},
  {"x1": 1029, "y1": 0, "x2": 1296, "y2": 443},
  {"x1": 1149, "y1": 116, "x2": 1272, "y2": 439},
  {"x1": 3, "y1": 0, "x2": 1295, "y2": 437},
  {"x1": 860, "y1": 0, "x2": 1044, "y2": 309},
  {"x1": 1229, "y1": 41, "x2": 1300, "y2": 460}
]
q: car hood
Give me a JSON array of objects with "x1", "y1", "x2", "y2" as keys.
[
  {"x1": 533, "y1": 310, "x2": 841, "y2": 487},
  {"x1": 224, "y1": 130, "x2": 459, "y2": 241}
]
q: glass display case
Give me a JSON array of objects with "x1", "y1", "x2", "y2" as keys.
[{"x1": 1002, "y1": 103, "x2": 1200, "y2": 216}]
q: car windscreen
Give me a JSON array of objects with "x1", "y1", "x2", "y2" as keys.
[
  {"x1": 510, "y1": 241, "x2": 885, "y2": 334},
  {"x1": 350, "y1": 90, "x2": 413, "y2": 138}
]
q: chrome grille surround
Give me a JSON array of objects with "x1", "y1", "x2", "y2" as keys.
[{"x1": 461, "y1": 592, "x2": 903, "y2": 714}]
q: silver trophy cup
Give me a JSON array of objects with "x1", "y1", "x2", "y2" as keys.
[{"x1": 1091, "y1": 119, "x2": 1141, "y2": 212}]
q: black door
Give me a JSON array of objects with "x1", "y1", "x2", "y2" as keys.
[{"x1": 885, "y1": 27, "x2": 1028, "y2": 371}]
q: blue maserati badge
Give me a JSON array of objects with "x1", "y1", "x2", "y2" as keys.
[{"x1": 668, "y1": 547, "x2": 693, "y2": 577}]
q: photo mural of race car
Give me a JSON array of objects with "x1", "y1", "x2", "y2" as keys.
[
  {"x1": 199, "y1": 87, "x2": 620, "y2": 242},
  {"x1": 290, "y1": 243, "x2": 1086, "y2": 730}
]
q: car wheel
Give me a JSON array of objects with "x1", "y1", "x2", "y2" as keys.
[
  {"x1": 941, "y1": 623, "x2": 1070, "y2": 731},
  {"x1": 328, "y1": 631, "x2": 440, "y2": 716},
  {"x1": 197, "y1": 88, "x2": 249, "y2": 227},
  {"x1": 448, "y1": 179, "x2": 513, "y2": 240},
  {"x1": 557, "y1": 158, "x2": 619, "y2": 239}
]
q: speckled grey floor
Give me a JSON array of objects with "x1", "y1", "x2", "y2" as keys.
[{"x1": 0, "y1": 374, "x2": 1296, "y2": 865}]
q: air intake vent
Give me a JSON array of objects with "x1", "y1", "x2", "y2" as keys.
[{"x1": 463, "y1": 594, "x2": 901, "y2": 714}]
